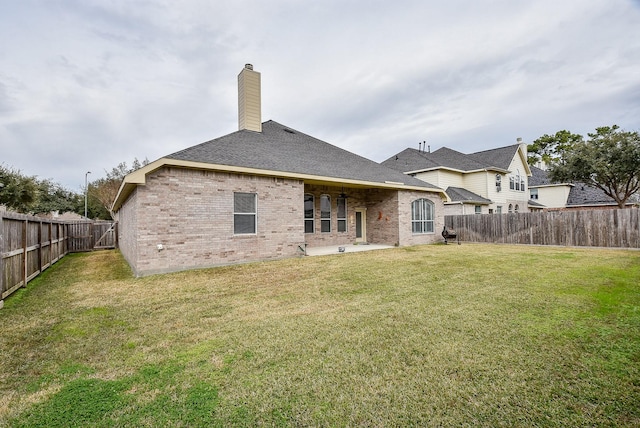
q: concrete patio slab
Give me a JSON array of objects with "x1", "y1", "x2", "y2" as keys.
[{"x1": 304, "y1": 243, "x2": 394, "y2": 256}]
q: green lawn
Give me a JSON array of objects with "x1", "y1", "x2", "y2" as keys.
[{"x1": 1, "y1": 244, "x2": 639, "y2": 427}]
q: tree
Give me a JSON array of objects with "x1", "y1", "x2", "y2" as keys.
[
  {"x1": 90, "y1": 158, "x2": 149, "y2": 219},
  {"x1": 527, "y1": 130, "x2": 584, "y2": 167},
  {"x1": 0, "y1": 164, "x2": 38, "y2": 212},
  {"x1": 31, "y1": 179, "x2": 83, "y2": 215},
  {"x1": 1, "y1": 164, "x2": 92, "y2": 216},
  {"x1": 549, "y1": 125, "x2": 640, "y2": 209}
]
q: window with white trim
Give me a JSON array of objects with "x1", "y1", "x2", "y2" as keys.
[
  {"x1": 320, "y1": 195, "x2": 331, "y2": 233},
  {"x1": 508, "y1": 204, "x2": 513, "y2": 213},
  {"x1": 337, "y1": 197, "x2": 347, "y2": 232},
  {"x1": 411, "y1": 198, "x2": 435, "y2": 234},
  {"x1": 474, "y1": 205, "x2": 482, "y2": 214},
  {"x1": 530, "y1": 188, "x2": 538, "y2": 200},
  {"x1": 304, "y1": 194, "x2": 314, "y2": 233},
  {"x1": 234, "y1": 192, "x2": 257, "y2": 234}
]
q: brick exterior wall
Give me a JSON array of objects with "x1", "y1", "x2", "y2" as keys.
[
  {"x1": 303, "y1": 185, "x2": 445, "y2": 248},
  {"x1": 117, "y1": 187, "x2": 139, "y2": 271},
  {"x1": 117, "y1": 168, "x2": 446, "y2": 276},
  {"x1": 118, "y1": 167, "x2": 304, "y2": 276},
  {"x1": 397, "y1": 190, "x2": 445, "y2": 246}
]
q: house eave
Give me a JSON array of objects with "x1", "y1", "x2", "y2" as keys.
[
  {"x1": 406, "y1": 166, "x2": 510, "y2": 175},
  {"x1": 112, "y1": 158, "x2": 449, "y2": 211},
  {"x1": 529, "y1": 183, "x2": 574, "y2": 189},
  {"x1": 444, "y1": 200, "x2": 491, "y2": 206}
]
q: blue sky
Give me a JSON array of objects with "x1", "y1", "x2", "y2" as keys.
[{"x1": 1, "y1": 0, "x2": 639, "y2": 191}]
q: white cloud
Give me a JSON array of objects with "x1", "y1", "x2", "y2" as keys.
[{"x1": 1, "y1": 0, "x2": 639, "y2": 190}]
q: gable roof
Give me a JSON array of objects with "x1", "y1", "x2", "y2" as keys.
[
  {"x1": 382, "y1": 143, "x2": 528, "y2": 175},
  {"x1": 382, "y1": 147, "x2": 490, "y2": 173},
  {"x1": 445, "y1": 187, "x2": 492, "y2": 204},
  {"x1": 469, "y1": 144, "x2": 521, "y2": 171},
  {"x1": 113, "y1": 120, "x2": 445, "y2": 211}
]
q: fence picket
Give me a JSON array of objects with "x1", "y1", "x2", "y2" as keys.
[{"x1": 445, "y1": 209, "x2": 640, "y2": 248}]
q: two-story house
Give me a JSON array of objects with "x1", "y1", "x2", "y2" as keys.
[{"x1": 382, "y1": 140, "x2": 539, "y2": 215}]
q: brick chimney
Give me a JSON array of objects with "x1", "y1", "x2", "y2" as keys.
[{"x1": 238, "y1": 64, "x2": 261, "y2": 132}]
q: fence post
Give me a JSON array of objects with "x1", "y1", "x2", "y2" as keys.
[
  {"x1": 38, "y1": 220, "x2": 43, "y2": 275},
  {"x1": 0, "y1": 214, "x2": 4, "y2": 309},
  {"x1": 22, "y1": 219, "x2": 28, "y2": 289}
]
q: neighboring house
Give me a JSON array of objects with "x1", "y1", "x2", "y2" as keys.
[
  {"x1": 529, "y1": 165, "x2": 631, "y2": 210},
  {"x1": 112, "y1": 65, "x2": 448, "y2": 276},
  {"x1": 382, "y1": 142, "x2": 533, "y2": 215},
  {"x1": 35, "y1": 211, "x2": 86, "y2": 221}
]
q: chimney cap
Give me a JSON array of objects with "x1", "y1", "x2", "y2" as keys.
[
  {"x1": 244, "y1": 64, "x2": 253, "y2": 70},
  {"x1": 517, "y1": 137, "x2": 523, "y2": 143}
]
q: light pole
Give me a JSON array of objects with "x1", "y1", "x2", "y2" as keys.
[{"x1": 84, "y1": 171, "x2": 91, "y2": 219}]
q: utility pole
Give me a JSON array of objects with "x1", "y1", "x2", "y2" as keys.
[{"x1": 84, "y1": 171, "x2": 91, "y2": 218}]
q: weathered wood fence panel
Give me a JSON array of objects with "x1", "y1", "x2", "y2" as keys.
[
  {"x1": 66, "y1": 221, "x2": 118, "y2": 252},
  {"x1": 445, "y1": 209, "x2": 640, "y2": 248},
  {"x1": 1, "y1": 212, "x2": 118, "y2": 307}
]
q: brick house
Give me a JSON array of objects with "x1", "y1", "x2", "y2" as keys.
[{"x1": 112, "y1": 65, "x2": 447, "y2": 276}]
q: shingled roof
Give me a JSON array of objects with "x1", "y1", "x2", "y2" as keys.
[
  {"x1": 113, "y1": 120, "x2": 445, "y2": 211},
  {"x1": 445, "y1": 187, "x2": 493, "y2": 204},
  {"x1": 567, "y1": 184, "x2": 619, "y2": 207},
  {"x1": 528, "y1": 165, "x2": 554, "y2": 186},
  {"x1": 469, "y1": 144, "x2": 522, "y2": 171},
  {"x1": 166, "y1": 120, "x2": 438, "y2": 188},
  {"x1": 382, "y1": 144, "x2": 522, "y2": 174}
]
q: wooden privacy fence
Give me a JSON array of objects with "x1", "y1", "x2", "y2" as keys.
[
  {"x1": 67, "y1": 221, "x2": 118, "y2": 252},
  {"x1": 445, "y1": 209, "x2": 640, "y2": 248},
  {"x1": 0, "y1": 211, "x2": 117, "y2": 307}
]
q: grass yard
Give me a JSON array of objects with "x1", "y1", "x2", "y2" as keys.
[{"x1": 1, "y1": 244, "x2": 639, "y2": 427}]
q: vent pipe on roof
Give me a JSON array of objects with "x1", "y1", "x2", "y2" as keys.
[{"x1": 238, "y1": 64, "x2": 262, "y2": 132}]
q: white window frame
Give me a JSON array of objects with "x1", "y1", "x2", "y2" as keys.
[
  {"x1": 234, "y1": 192, "x2": 257, "y2": 235},
  {"x1": 320, "y1": 194, "x2": 331, "y2": 233},
  {"x1": 337, "y1": 197, "x2": 347, "y2": 233},
  {"x1": 411, "y1": 198, "x2": 435, "y2": 234},
  {"x1": 304, "y1": 194, "x2": 314, "y2": 233}
]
